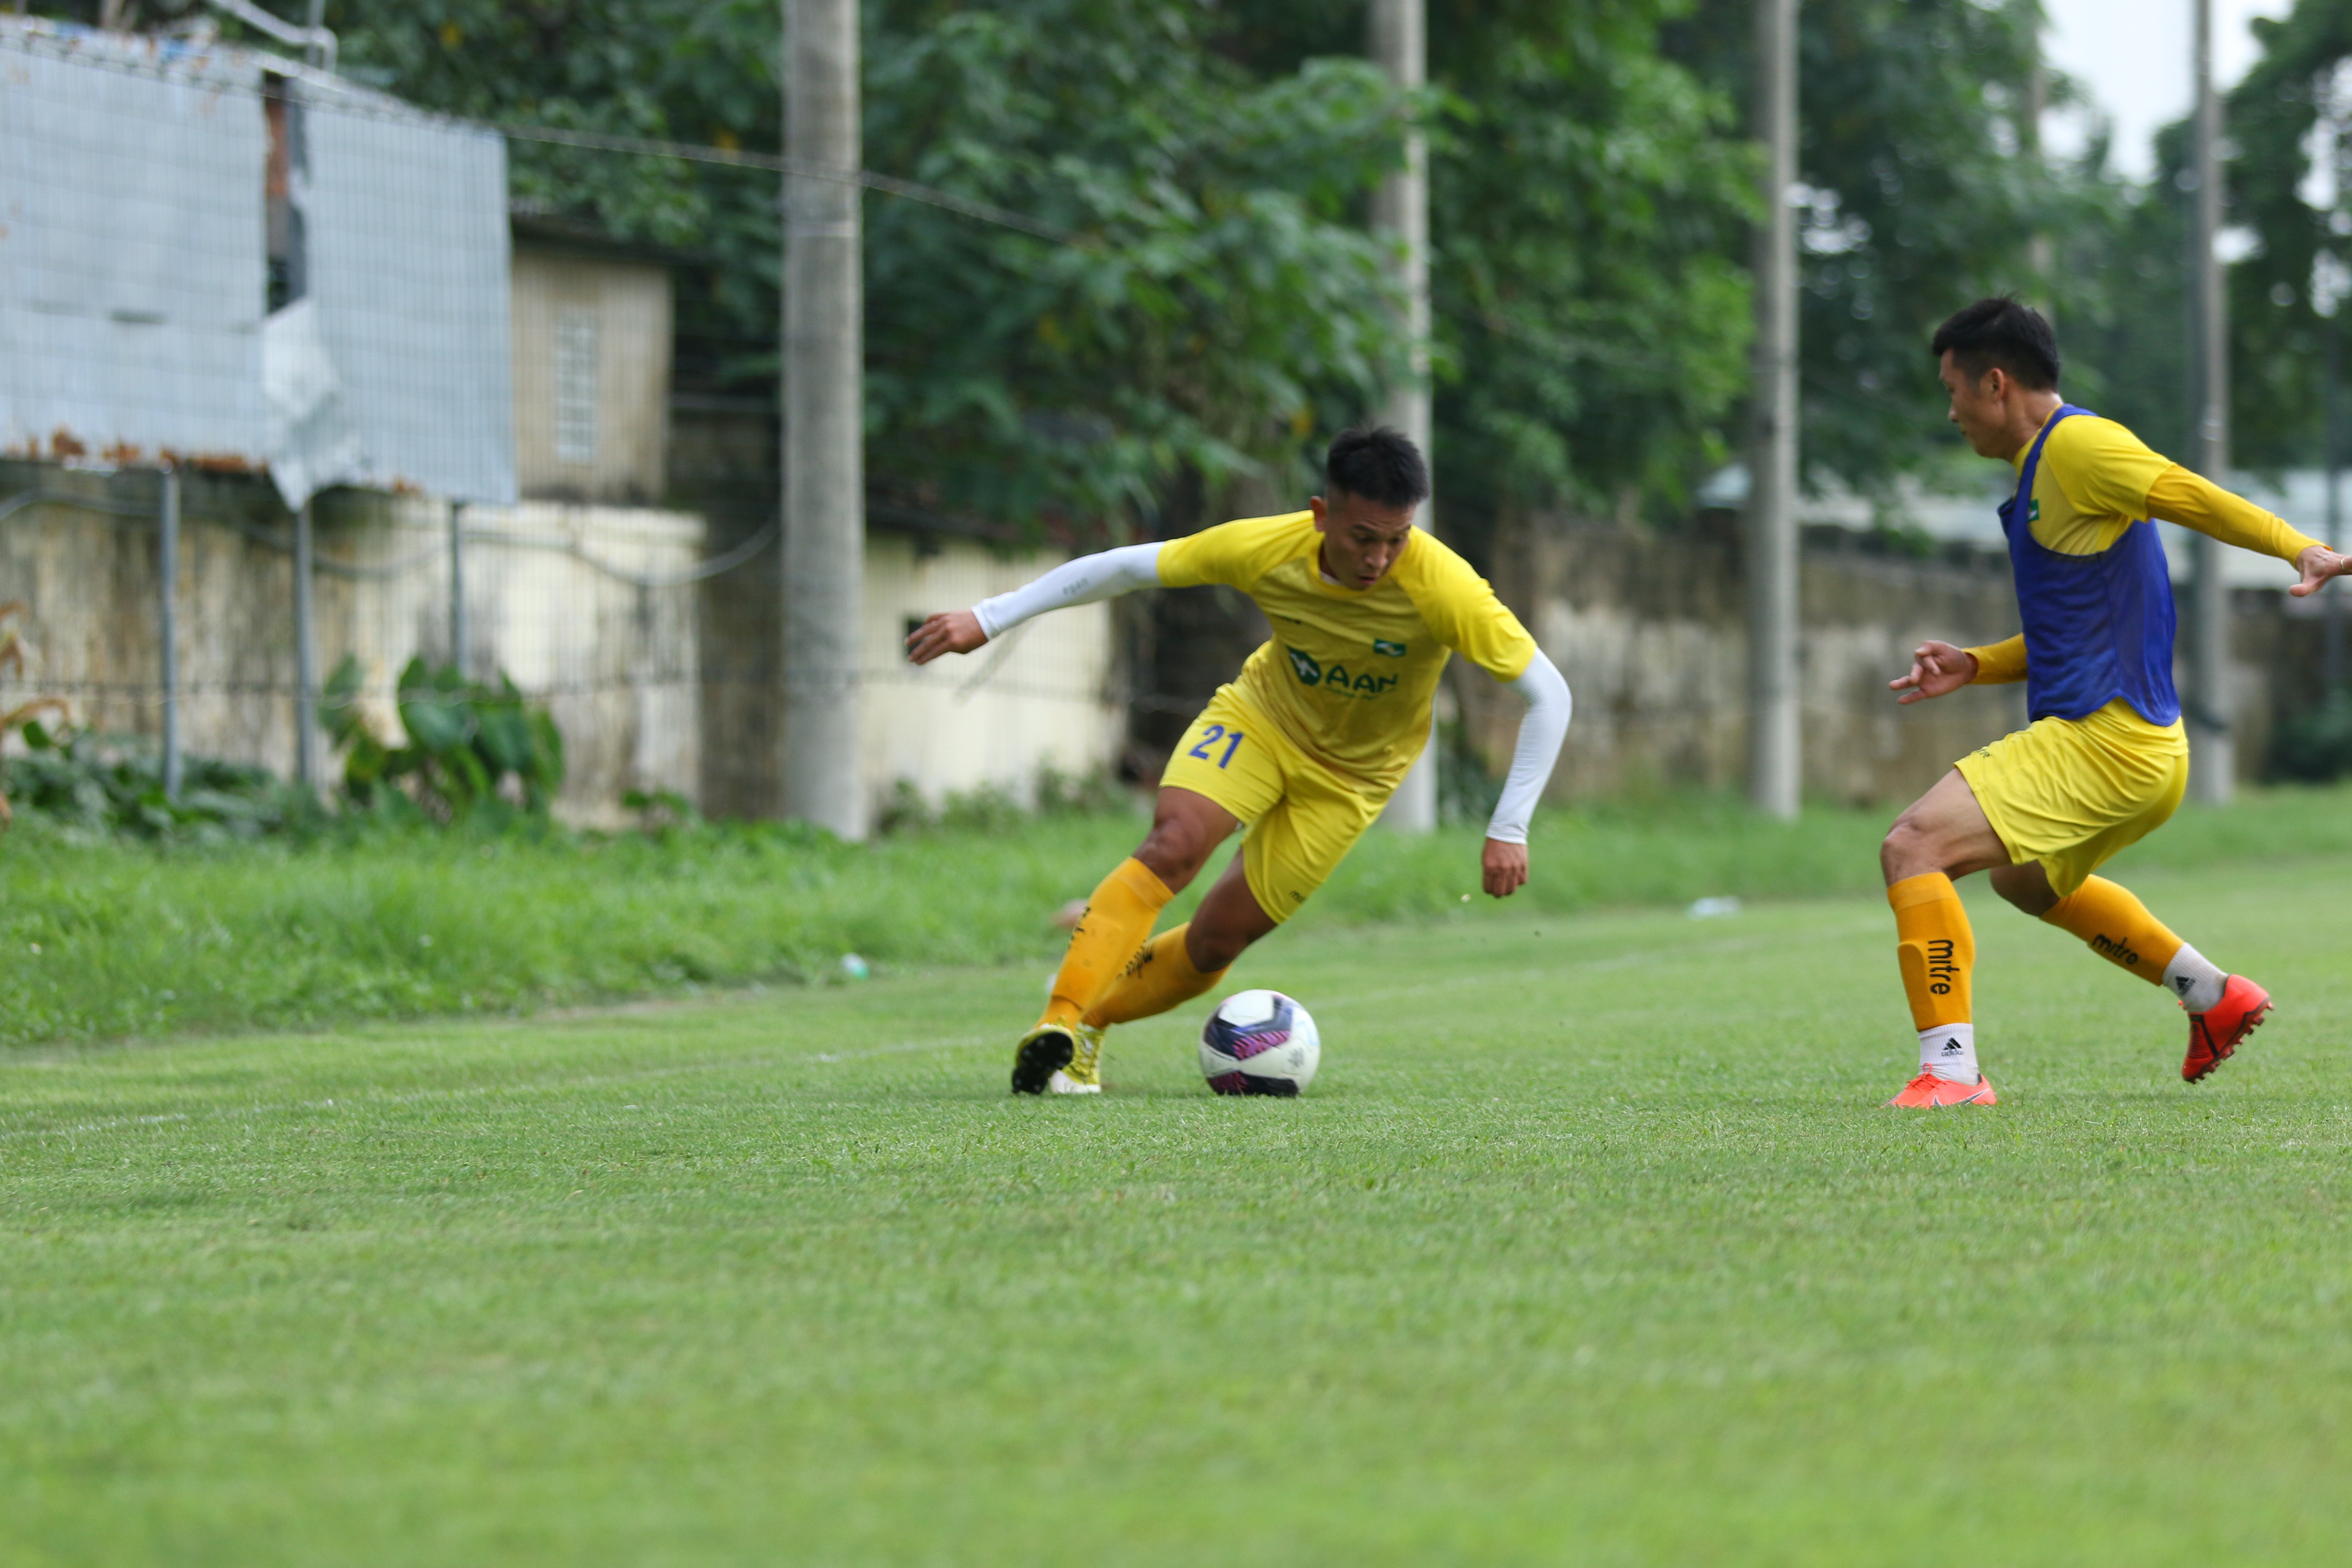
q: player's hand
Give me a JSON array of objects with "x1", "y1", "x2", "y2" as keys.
[
  {"x1": 2291, "y1": 543, "x2": 2352, "y2": 597},
  {"x1": 1481, "y1": 838, "x2": 1527, "y2": 899},
  {"x1": 906, "y1": 609, "x2": 986, "y2": 665},
  {"x1": 1889, "y1": 640, "x2": 1978, "y2": 705}
]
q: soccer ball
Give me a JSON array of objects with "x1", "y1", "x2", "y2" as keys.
[{"x1": 1199, "y1": 990, "x2": 1320, "y2": 1096}]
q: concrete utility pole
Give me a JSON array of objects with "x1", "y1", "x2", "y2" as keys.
[
  {"x1": 448, "y1": 500, "x2": 468, "y2": 679},
  {"x1": 2187, "y1": 0, "x2": 2233, "y2": 802},
  {"x1": 159, "y1": 465, "x2": 182, "y2": 803},
  {"x1": 289, "y1": 0, "x2": 327, "y2": 795},
  {"x1": 781, "y1": 0, "x2": 867, "y2": 839},
  {"x1": 1745, "y1": 0, "x2": 1801, "y2": 821},
  {"x1": 2023, "y1": 8, "x2": 2053, "y2": 303},
  {"x1": 293, "y1": 500, "x2": 316, "y2": 789},
  {"x1": 1369, "y1": 0, "x2": 1439, "y2": 833}
]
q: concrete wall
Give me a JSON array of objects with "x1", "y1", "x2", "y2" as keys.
[
  {"x1": 0, "y1": 462, "x2": 704, "y2": 823},
  {"x1": 1464, "y1": 510, "x2": 2289, "y2": 808},
  {"x1": 6, "y1": 460, "x2": 2308, "y2": 827},
  {"x1": 858, "y1": 531, "x2": 1123, "y2": 811},
  {"x1": 0, "y1": 462, "x2": 1124, "y2": 826}
]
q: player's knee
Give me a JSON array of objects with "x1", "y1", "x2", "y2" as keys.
[
  {"x1": 1880, "y1": 815, "x2": 1935, "y2": 883},
  {"x1": 1134, "y1": 818, "x2": 1213, "y2": 891}
]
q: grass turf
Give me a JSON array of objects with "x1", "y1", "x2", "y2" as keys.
[
  {"x1": 9, "y1": 781, "x2": 2352, "y2": 1049},
  {"x1": 4, "y1": 853, "x2": 2350, "y2": 1564}
]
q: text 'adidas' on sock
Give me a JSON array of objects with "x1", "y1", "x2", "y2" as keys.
[
  {"x1": 2162, "y1": 943, "x2": 2228, "y2": 1014},
  {"x1": 1919, "y1": 1023, "x2": 1979, "y2": 1085}
]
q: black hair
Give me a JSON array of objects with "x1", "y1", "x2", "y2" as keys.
[
  {"x1": 1324, "y1": 426, "x2": 1429, "y2": 509},
  {"x1": 1930, "y1": 296, "x2": 2061, "y2": 391}
]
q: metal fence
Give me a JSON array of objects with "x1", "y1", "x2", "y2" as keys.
[{"x1": 0, "y1": 17, "x2": 1130, "y2": 824}]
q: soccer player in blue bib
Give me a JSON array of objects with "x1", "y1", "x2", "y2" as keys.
[{"x1": 1879, "y1": 297, "x2": 2352, "y2": 1106}]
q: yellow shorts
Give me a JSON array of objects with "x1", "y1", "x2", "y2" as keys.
[
  {"x1": 1953, "y1": 698, "x2": 2189, "y2": 897},
  {"x1": 1159, "y1": 685, "x2": 1394, "y2": 924}
]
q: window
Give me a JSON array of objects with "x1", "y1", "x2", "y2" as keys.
[{"x1": 554, "y1": 307, "x2": 599, "y2": 466}]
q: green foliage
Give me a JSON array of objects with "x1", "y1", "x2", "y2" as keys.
[
  {"x1": 319, "y1": 654, "x2": 565, "y2": 819},
  {"x1": 2211, "y1": 0, "x2": 2352, "y2": 472},
  {"x1": 2271, "y1": 689, "x2": 2352, "y2": 781},
  {"x1": 326, "y1": 0, "x2": 1409, "y2": 536},
  {"x1": 1207, "y1": 0, "x2": 1762, "y2": 542},
  {"x1": 7, "y1": 784, "x2": 2352, "y2": 1048},
  {"x1": 1671, "y1": 0, "x2": 2078, "y2": 492},
  {"x1": 0, "y1": 727, "x2": 312, "y2": 841},
  {"x1": 875, "y1": 765, "x2": 1133, "y2": 837},
  {"x1": 1430, "y1": 0, "x2": 1757, "y2": 530}
]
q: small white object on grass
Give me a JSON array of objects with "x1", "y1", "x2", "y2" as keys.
[
  {"x1": 1687, "y1": 897, "x2": 1742, "y2": 919},
  {"x1": 839, "y1": 953, "x2": 871, "y2": 980}
]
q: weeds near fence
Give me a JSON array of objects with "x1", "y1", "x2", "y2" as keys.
[
  {"x1": 322, "y1": 654, "x2": 565, "y2": 819},
  {"x1": 8, "y1": 782, "x2": 2352, "y2": 1049},
  {"x1": 0, "y1": 599, "x2": 70, "y2": 830},
  {"x1": 0, "y1": 729, "x2": 315, "y2": 841},
  {"x1": 875, "y1": 764, "x2": 1133, "y2": 836}
]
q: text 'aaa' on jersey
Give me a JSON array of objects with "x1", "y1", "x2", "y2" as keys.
[{"x1": 1155, "y1": 512, "x2": 1537, "y2": 785}]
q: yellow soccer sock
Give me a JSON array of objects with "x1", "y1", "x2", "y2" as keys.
[
  {"x1": 1890, "y1": 873, "x2": 1978, "y2": 1081},
  {"x1": 1083, "y1": 923, "x2": 1228, "y2": 1029},
  {"x1": 1038, "y1": 858, "x2": 1174, "y2": 1029},
  {"x1": 2040, "y1": 875, "x2": 2184, "y2": 988}
]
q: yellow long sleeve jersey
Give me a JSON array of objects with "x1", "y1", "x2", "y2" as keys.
[{"x1": 1964, "y1": 412, "x2": 2323, "y2": 683}]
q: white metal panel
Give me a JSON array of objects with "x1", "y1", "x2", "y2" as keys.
[
  {"x1": 0, "y1": 23, "x2": 268, "y2": 463},
  {"x1": 295, "y1": 87, "x2": 517, "y2": 504}
]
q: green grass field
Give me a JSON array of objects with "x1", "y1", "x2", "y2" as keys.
[{"x1": 6, "y1": 851, "x2": 2351, "y2": 1564}]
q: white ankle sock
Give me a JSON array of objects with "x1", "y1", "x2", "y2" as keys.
[
  {"x1": 2162, "y1": 944, "x2": 2228, "y2": 1013},
  {"x1": 1918, "y1": 1023, "x2": 1978, "y2": 1084}
]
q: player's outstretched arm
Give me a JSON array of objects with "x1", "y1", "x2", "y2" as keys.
[
  {"x1": 2145, "y1": 466, "x2": 2351, "y2": 594},
  {"x1": 1889, "y1": 640, "x2": 1984, "y2": 705},
  {"x1": 1481, "y1": 651, "x2": 1572, "y2": 897},
  {"x1": 904, "y1": 542, "x2": 1164, "y2": 665}
]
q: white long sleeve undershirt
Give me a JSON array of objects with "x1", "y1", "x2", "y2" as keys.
[
  {"x1": 972, "y1": 542, "x2": 1164, "y2": 640},
  {"x1": 1484, "y1": 650, "x2": 1571, "y2": 846},
  {"x1": 970, "y1": 542, "x2": 1571, "y2": 843}
]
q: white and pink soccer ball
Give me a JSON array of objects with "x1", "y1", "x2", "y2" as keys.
[{"x1": 1199, "y1": 989, "x2": 1321, "y2": 1096}]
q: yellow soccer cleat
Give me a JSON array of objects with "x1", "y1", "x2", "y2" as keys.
[{"x1": 1048, "y1": 1023, "x2": 1106, "y2": 1095}]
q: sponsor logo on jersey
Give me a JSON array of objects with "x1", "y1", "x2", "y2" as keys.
[
  {"x1": 2028, "y1": 498, "x2": 2041, "y2": 521},
  {"x1": 1284, "y1": 646, "x2": 1398, "y2": 698},
  {"x1": 1372, "y1": 638, "x2": 1407, "y2": 658},
  {"x1": 1320, "y1": 663, "x2": 1398, "y2": 698}
]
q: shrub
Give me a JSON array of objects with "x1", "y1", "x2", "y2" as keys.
[{"x1": 320, "y1": 654, "x2": 564, "y2": 819}]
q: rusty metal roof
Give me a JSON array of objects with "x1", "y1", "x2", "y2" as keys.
[{"x1": 0, "y1": 18, "x2": 515, "y2": 505}]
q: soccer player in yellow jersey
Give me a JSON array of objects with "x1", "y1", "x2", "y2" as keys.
[
  {"x1": 1880, "y1": 297, "x2": 2352, "y2": 1106},
  {"x1": 905, "y1": 428, "x2": 1573, "y2": 1093}
]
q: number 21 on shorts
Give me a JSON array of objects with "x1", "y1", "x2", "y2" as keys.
[{"x1": 1187, "y1": 723, "x2": 1245, "y2": 769}]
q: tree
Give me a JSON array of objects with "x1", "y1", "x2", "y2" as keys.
[
  {"x1": 312, "y1": 0, "x2": 1412, "y2": 541},
  {"x1": 1215, "y1": 0, "x2": 1760, "y2": 560},
  {"x1": 1672, "y1": 0, "x2": 2070, "y2": 493},
  {"x1": 2213, "y1": 0, "x2": 2352, "y2": 472}
]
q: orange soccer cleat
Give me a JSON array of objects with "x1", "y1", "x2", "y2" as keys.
[
  {"x1": 2182, "y1": 975, "x2": 2271, "y2": 1084},
  {"x1": 1886, "y1": 1071, "x2": 1999, "y2": 1108}
]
